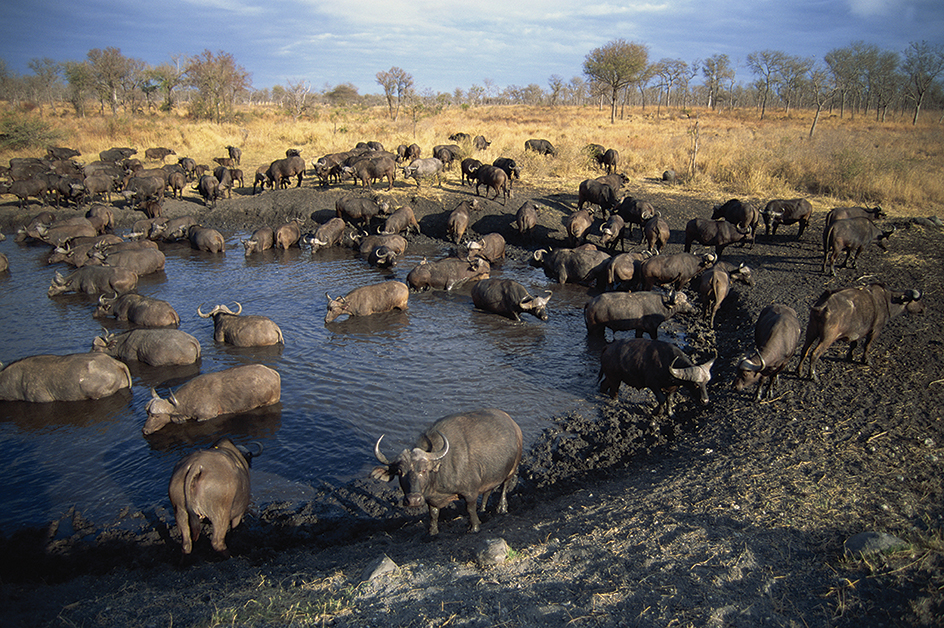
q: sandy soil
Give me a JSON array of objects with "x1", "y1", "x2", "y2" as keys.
[{"x1": 1, "y1": 170, "x2": 943, "y2": 628}]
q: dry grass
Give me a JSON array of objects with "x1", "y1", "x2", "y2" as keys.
[{"x1": 6, "y1": 104, "x2": 944, "y2": 217}]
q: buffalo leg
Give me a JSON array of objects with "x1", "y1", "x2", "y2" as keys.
[
  {"x1": 209, "y1": 516, "x2": 231, "y2": 557},
  {"x1": 463, "y1": 493, "x2": 482, "y2": 532},
  {"x1": 427, "y1": 505, "x2": 441, "y2": 535},
  {"x1": 496, "y1": 479, "x2": 511, "y2": 514}
]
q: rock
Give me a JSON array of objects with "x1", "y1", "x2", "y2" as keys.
[
  {"x1": 476, "y1": 537, "x2": 511, "y2": 567},
  {"x1": 844, "y1": 531, "x2": 908, "y2": 556},
  {"x1": 360, "y1": 554, "x2": 397, "y2": 582}
]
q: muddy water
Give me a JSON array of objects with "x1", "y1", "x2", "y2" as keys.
[{"x1": 0, "y1": 233, "x2": 634, "y2": 532}]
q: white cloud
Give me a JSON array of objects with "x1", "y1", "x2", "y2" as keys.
[{"x1": 847, "y1": 0, "x2": 897, "y2": 17}]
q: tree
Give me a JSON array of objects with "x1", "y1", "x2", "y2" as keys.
[
  {"x1": 807, "y1": 65, "x2": 837, "y2": 138},
  {"x1": 775, "y1": 55, "x2": 814, "y2": 114},
  {"x1": 325, "y1": 83, "x2": 359, "y2": 106},
  {"x1": 87, "y1": 47, "x2": 132, "y2": 115},
  {"x1": 376, "y1": 67, "x2": 413, "y2": 121},
  {"x1": 62, "y1": 61, "x2": 93, "y2": 117},
  {"x1": 26, "y1": 58, "x2": 61, "y2": 115},
  {"x1": 548, "y1": 75, "x2": 565, "y2": 106},
  {"x1": 652, "y1": 58, "x2": 688, "y2": 113},
  {"x1": 186, "y1": 50, "x2": 251, "y2": 123},
  {"x1": 583, "y1": 39, "x2": 649, "y2": 123},
  {"x1": 746, "y1": 49, "x2": 789, "y2": 119},
  {"x1": 150, "y1": 56, "x2": 186, "y2": 111},
  {"x1": 283, "y1": 79, "x2": 312, "y2": 121},
  {"x1": 902, "y1": 41, "x2": 944, "y2": 125}
]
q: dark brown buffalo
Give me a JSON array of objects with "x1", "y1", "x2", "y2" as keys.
[
  {"x1": 324, "y1": 281, "x2": 409, "y2": 323},
  {"x1": 99, "y1": 147, "x2": 136, "y2": 163},
  {"x1": 596, "y1": 172, "x2": 630, "y2": 191},
  {"x1": 225, "y1": 145, "x2": 242, "y2": 165},
  {"x1": 356, "y1": 233, "x2": 408, "y2": 260},
  {"x1": 822, "y1": 217, "x2": 894, "y2": 276},
  {"x1": 344, "y1": 155, "x2": 396, "y2": 191},
  {"x1": 266, "y1": 155, "x2": 305, "y2": 189},
  {"x1": 46, "y1": 146, "x2": 81, "y2": 160},
  {"x1": 460, "y1": 158, "x2": 483, "y2": 186},
  {"x1": 614, "y1": 197, "x2": 655, "y2": 242},
  {"x1": 711, "y1": 198, "x2": 759, "y2": 242},
  {"x1": 48, "y1": 266, "x2": 138, "y2": 297},
  {"x1": 380, "y1": 205, "x2": 421, "y2": 235},
  {"x1": 685, "y1": 218, "x2": 752, "y2": 255},
  {"x1": 194, "y1": 175, "x2": 221, "y2": 207},
  {"x1": 513, "y1": 201, "x2": 538, "y2": 240},
  {"x1": 524, "y1": 138, "x2": 555, "y2": 155},
  {"x1": 336, "y1": 196, "x2": 391, "y2": 228},
  {"x1": 471, "y1": 279, "x2": 551, "y2": 322},
  {"x1": 638, "y1": 252, "x2": 716, "y2": 291},
  {"x1": 188, "y1": 226, "x2": 225, "y2": 253},
  {"x1": 144, "y1": 364, "x2": 281, "y2": 435},
  {"x1": 432, "y1": 144, "x2": 462, "y2": 169},
  {"x1": 197, "y1": 303, "x2": 284, "y2": 346},
  {"x1": 474, "y1": 165, "x2": 509, "y2": 204},
  {"x1": 168, "y1": 438, "x2": 258, "y2": 557},
  {"x1": 577, "y1": 179, "x2": 619, "y2": 214},
  {"x1": 600, "y1": 214, "x2": 626, "y2": 251},
  {"x1": 212, "y1": 166, "x2": 233, "y2": 199},
  {"x1": 473, "y1": 135, "x2": 491, "y2": 151},
  {"x1": 94, "y1": 293, "x2": 180, "y2": 328},
  {"x1": 598, "y1": 338, "x2": 714, "y2": 416},
  {"x1": 304, "y1": 217, "x2": 347, "y2": 252},
  {"x1": 92, "y1": 329, "x2": 201, "y2": 366},
  {"x1": 492, "y1": 158, "x2": 521, "y2": 190},
  {"x1": 447, "y1": 200, "x2": 479, "y2": 243},
  {"x1": 563, "y1": 209, "x2": 594, "y2": 246},
  {"x1": 0, "y1": 253, "x2": 7, "y2": 273},
  {"x1": 273, "y1": 218, "x2": 304, "y2": 249},
  {"x1": 407, "y1": 257, "x2": 490, "y2": 291},
  {"x1": 0, "y1": 353, "x2": 131, "y2": 402},
  {"x1": 599, "y1": 148, "x2": 619, "y2": 173},
  {"x1": 464, "y1": 233, "x2": 506, "y2": 264},
  {"x1": 144, "y1": 147, "x2": 176, "y2": 162},
  {"x1": 371, "y1": 408, "x2": 522, "y2": 535},
  {"x1": 242, "y1": 227, "x2": 275, "y2": 255},
  {"x1": 796, "y1": 284, "x2": 924, "y2": 382},
  {"x1": 530, "y1": 245, "x2": 611, "y2": 287},
  {"x1": 584, "y1": 290, "x2": 693, "y2": 338},
  {"x1": 734, "y1": 304, "x2": 802, "y2": 401},
  {"x1": 644, "y1": 213, "x2": 670, "y2": 254},
  {"x1": 760, "y1": 198, "x2": 813, "y2": 238},
  {"x1": 94, "y1": 248, "x2": 166, "y2": 276},
  {"x1": 824, "y1": 206, "x2": 886, "y2": 231},
  {"x1": 603, "y1": 251, "x2": 651, "y2": 290},
  {"x1": 697, "y1": 262, "x2": 753, "y2": 327}
]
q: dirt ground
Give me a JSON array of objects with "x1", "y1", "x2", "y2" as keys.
[{"x1": 1, "y1": 170, "x2": 943, "y2": 628}]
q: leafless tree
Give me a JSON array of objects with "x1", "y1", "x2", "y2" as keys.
[{"x1": 376, "y1": 66, "x2": 414, "y2": 121}]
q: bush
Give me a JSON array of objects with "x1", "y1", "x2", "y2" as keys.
[{"x1": 0, "y1": 113, "x2": 63, "y2": 150}]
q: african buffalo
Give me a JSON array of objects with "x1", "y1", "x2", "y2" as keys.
[
  {"x1": 474, "y1": 165, "x2": 509, "y2": 204},
  {"x1": 324, "y1": 281, "x2": 409, "y2": 323},
  {"x1": 492, "y1": 158, "x2": 521, "y2": 190},
  {"x1": 598, "y1": 338, "x2": 715, "y2": 417},
  {"x1": 94, "y1": 293, "x2": 180, "y2": 328},
  {"x1": 212, "y1": 166, "x2": 233, "y2": 199},
  {"x1": 431, "y1": 144, "x2": 462, "y2": 169},
  {"x1": 406, "y1": 257, "x2": 490, "y2": 291},
  {"x1": 638, "y1": 252, "x2": 716, "y2": 291},
  {"x1": 48, "y1": 266, "x2": 138, "y2": 297},
  {"x1": 796, "y1": 284, "x2": 924, "y2": 382},
  {"x1": 563, "y1": 209, "x2": 594, "y2": 246},
  {"x1": 599, "y1": 148, "x2": 619, "y2": 173},
  {"x1": 577, "y1": 179, "x2": 619, "y2": 214},
  {"x1": 356, "y1": 233, "x2": 408, "y2": 264},
  {"x1": 525, "y1": 138, "x2": 556, "y2": 155},
  {"x1": 145, "y1": 147, "x2": 175, "y2": 162},
  {"x1": 684, "y1": 218, "x2": 753, "y2": 255},
  {"x1": 92, "y1": 329, "x2": 201, "y2": 366},
  {"x1": 760, "y1": 198, "x2": 813, "y2": 238},
  {"x1": 824, "y1": 206, "x2": 886, "y2": 230},
  {"x1": 188, "y1": 226, "x2": 226, "y2": 253},
  {"x1": 644, "y1": 213, "x2": 670, "y2": 254},
  {"x1": 614, "y1": 198, "x2": 656, "y2": 242},
  {"x1": 460, "y1": 158, "x2": 483, "y2": 186},
  {"x1": 822, "y1": 217, "x2": 894, "y2": 276},
  {"x1": 242, "y1": 227, "x2": 275, "y2": 256},
  {"x1": 273, "y1": 218, "x2": 304, "y2": 250},
  {"x1": 371, "y1": 408, "x2": 522, "y2": 535},
  {"x1": 197, "y1": 303, "x2": 284, "y2": 346},
  {"x1": 94, "y1": 248, "x2": 166, "y2": 276},
  {"x1": 464, "y1": 233, "x2": 506, "y2": 264},
  {"x1": 734, "y1": 304, "x2": 802, "y2": 401},
  {"x1": 168, "y1": 438, "x2": 259, "y2": 557},
  {"x1": 530, "y1": 245, "x2": 611, "y2": 287},
  {"x1": 0, "y1": 178, "x2": 49, "y2": 208},
  {"x1": 380, "y1": 205, "x2": 421, "y2": 235},
  {"x1": 513, "y1": 201, "x2": 538, "y2": 241},
  {"x1": 697, "y1": 262, "x2": 753, "y2": 327},
  {"x1": 304, "y1": 217, "x2": 347, "y2": 252},
  {"x1": 473, "y1": 135, "x2": 491, "y2": 151},
  {"x1": 0, "y1": 353, "x2": 132, "y2": 402},
  {"x1": 336, "y1": 196, "x2": 391, "y2": 228},
  {"x1": 584, "y1": 290, "x2": 693, "y2": 338},
  {"x1": 144, "y1": 364, "x2": 281, "y2": 435},
  {"x1": 471, "y1": 279, "x2": 551, "y2": 322},
  {"x1": 711, "y1": 198, "x2": 759, "y2": 242},
  {"x1": 194, "y1": 175, "x2": 221, "y2": 207},
  {"x1": 225, "y1": 145, "x2": 242, "y2": 165},
  {"x1": 266, "y1": 154, "x2": 305, "y2": 188},
  {"x1": 343, "y1": 155, "x2": 396, "y2": 191},
  {"x1": 447, "y1": 200, "x2": 479, "y2": 243},
  {"x1": 600, "y1": 214, "x2": 626, "y2": 251},
  {"x1": 402, "y1": 158, "x2": 444, "y2": 188},
  {"x1": 603, "y1": 251, "x2": 651, "y2": 290}
]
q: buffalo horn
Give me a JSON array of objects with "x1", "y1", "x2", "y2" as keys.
[
  {"x1": 669, "y1": 356, "x2": 714, "y2": 383},
  {"x1": 150, "y1": 387, "x2": 161, "y2": 400},
  {"x1": 737, "y1": 352, "x2": 765, "y2": 372},
  {"x1": 907, "y1": 289, "x2": 922, "y2": 300},
  {"x1": 374, "y1": 435, "x2": 393, "y2": 465},
  {"x1": 196, "y1": 303, "x2": 211, "y2": 318},
  {"x1": 429, "y1": 431, "x2": 450, "y2": 461},
  {"x1": 168, "y1": 390, "x2": 180, "y2": 407}
]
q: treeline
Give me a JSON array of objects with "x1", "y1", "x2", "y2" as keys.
[{"x1": 1, "y1": 40, "x2": 943, "y2": 127}]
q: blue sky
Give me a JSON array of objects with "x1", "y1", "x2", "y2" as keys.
[{"x1": 1, "y1": 0, "x2": 942, "y2": 95}]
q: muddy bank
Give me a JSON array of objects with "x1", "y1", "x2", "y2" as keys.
[{"x1": 1, "y1": 176, "x2": 943, "y2": 627}]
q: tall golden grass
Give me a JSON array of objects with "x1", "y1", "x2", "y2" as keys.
[{"x1": 6, "y1": 104, "x2": 943, "y2": 216}]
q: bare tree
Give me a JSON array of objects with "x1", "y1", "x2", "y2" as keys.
[
  {"x1": 186, "y1": 50, "x2": 251, "y2": 123},
  {"x1": 747, "y1": 49, "x2": 789, "y2": 119},
  {"x1": 652, "y1": 58, "x2": 689, "y2": 113},
  {"x1": 776, "y1": 55, "x2": 814, "y2": 114},
  {"x1": 150, "y1": 56, "x2": 186, "y2": 111},
  {"x1": 902, "y1": 41, "x2": 944, "y2": 125},
  {"x1": 548, "y1": 75, "x2": 565, "y2": 106},
  {"x1": 283, "y1": 79, "x2": 312, "y2": 121},
  {"x1": 807, "y1": 65, "x2": 837, "y2": 138},
  {"x1": 376, "y1": 67, "x2": 414, "y2": 121},
  {"x1": 583, "y1": 39, "x2": 649, "y2": 123},
  {"x1": 702, "y1": 54, "x2": 735, "y2": 110},
  {"x1": 87, "y1": 47, "x2": 132, "y2": 115},
  {"x1": 26, "y1": 58, "x2": 61, "y2": 115}
]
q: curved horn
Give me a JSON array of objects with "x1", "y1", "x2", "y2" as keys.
[
  {"x1": 669, "y1": 356, "x2": 712, "y2": 382},
  {"x1": 248, "y1": 441, "x2": 264, "y2": 458},
  {"x1": 737, "y1": 352, "x2": 765, "y2": 372},
  {"x1": 231, "y1": 302, "x2": 243, "y2": 315},
  {"x1": 196, "y1": 303, "x2": 212, "y2": 318},
  {"x1": 374, "y1": 435, "x2": 393, "y2": 465},
  {"x1": 429, "y1": 431, "x2": 450, "y2": 461},
  {"x1": 906, "y1": 289, "x2": 921, "y2": 300},
  {"x1": 150, "y1": 387, "x2": 161, "y2": 400}
]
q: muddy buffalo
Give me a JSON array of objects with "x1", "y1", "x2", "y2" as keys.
[
  {"x1": 584, "y1": 290, "x2": 693, "y2": 338},
  {"x1": 94, "y1": 293, "x2": 180, "y2": 328},
  {"x1": 0, "y1": 353, "x2": 132, "y2": 402},
  {"x1": 598, "y1": 338, "x2": 715, "y2": 417},
  {"x1": 92, "y1": 329, "x2": 201, "y2": 367},
  {"x1": 734, "y1": 304, "x2": 801, "y2": 401},
  {"x1": 472, "y1": 279, "x2": 551, "y2": 322},
  {"x1": 48, "y1": 266, "x2": 138, "y2": 297},
  {"x1": 197, "y1": 303, "x2": 284, "y2": 346},
  {"x1": 371, "y1": 408, "x2": 523, "y2": 535},
  {"x1": 530, "y1": 245, "x2": 611, "y2": 287},
  {"x1": 324, "y1": 281, "x2": 409, "y2": 323},
  {"x1": 407, "y1": 257, "x2": 490, "y2": 291},
  {"x1": 760, "y1": 198, "x2": 813, "y2": 238},
  {"x1": 144, "y1": 364, "x2": 281, "y2": 435}
]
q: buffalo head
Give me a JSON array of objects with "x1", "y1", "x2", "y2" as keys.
[{"x1": 371, "y1": 433, "x2": 449, "y2": 508}]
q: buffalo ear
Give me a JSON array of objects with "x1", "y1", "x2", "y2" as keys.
[{"x1": 370, "y1": 466, "x2": 396, "y2": 483}]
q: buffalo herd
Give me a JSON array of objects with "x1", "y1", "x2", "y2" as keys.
[{"x1": 0, "y1": 133, "x2": 926, "y2": 555}]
